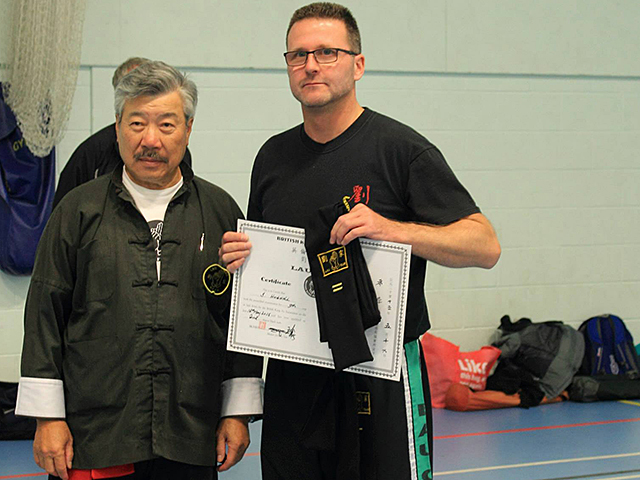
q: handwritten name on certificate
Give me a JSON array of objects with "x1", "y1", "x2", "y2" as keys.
[{"x1": 228, "y1": 220, "x2": 411, "y2": 381}]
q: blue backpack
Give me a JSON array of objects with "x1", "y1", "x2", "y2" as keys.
[
  {"x1": 0, "y1": 83, "x2": 55, "y2": 275},
  {"x1": 579, "y1": 314, "x2": 640, "y2": 376}
]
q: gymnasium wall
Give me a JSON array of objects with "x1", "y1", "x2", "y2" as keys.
[{"x1": 1, "y1": 0, "x2": 639, "y2": 380}]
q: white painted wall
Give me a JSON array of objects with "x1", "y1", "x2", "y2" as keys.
[{"x1": 1, "y1": 0, "x2": 639, "y2": 380}]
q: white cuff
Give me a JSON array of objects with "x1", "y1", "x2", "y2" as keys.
[
  {"x1": 15, "y1": 377, "x2": 66, "y2": 418},
  {"x1": 220, "y1": 377, "x2": 264, "y2": 418}
]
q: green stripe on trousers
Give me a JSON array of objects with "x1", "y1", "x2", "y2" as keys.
[{"x1": 405, "y1": 340, "x2": 432, "y2": 480}]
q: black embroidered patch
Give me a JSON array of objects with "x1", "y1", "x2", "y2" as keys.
[
  {"x1": 355, "y1": 391, "x2": 371, "y2": 415},
  {"x1": 317, "y1": 246, "x2": 348, "y2": 277},
  {"x1": 202, "y1": 263, "x2": 230, "y2": 295}
]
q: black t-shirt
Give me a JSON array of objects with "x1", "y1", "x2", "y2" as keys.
[{"x1": 248, "y1": 108, "x2": 480, "y2": 342}]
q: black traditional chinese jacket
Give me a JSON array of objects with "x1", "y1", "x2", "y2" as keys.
[{"x1": 19, "y1": 163, "x2": 262, "y2": 468}]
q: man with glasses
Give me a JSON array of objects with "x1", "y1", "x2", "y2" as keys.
[{"x1": 221, "y1": 3, "x2": 500, "y2": 479}]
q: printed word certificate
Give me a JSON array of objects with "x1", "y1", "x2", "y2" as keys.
[{"x1": 228, "y1": 220, "x2": 411, "y2": 381}]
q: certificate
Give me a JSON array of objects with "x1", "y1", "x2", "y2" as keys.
[{"x1": 228, "y1": 220, "x2": 411, "y2": 381}]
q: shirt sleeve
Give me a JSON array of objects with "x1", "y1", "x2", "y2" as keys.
[
  {"x1": 219, "y1": 377, "x2": 264, "y2": 418},
  {"x1": 246, "y1": 149, "x2": 265, "y2": 222},
  {"x1": 406, "y1": 146, "x2": 480, "y2": 225},
  {"x1": 52, "y1": 143, "x2": 96, "y2": 210},
  {"x1": 17, "y1": 208, "x2": 76, "y2": 418},
  {"x1": 210, "y1": 190, "x2": 265, "y2": 417},
  {"x1": 16, "y1": 377, "x2": 65, "y2": 418}
]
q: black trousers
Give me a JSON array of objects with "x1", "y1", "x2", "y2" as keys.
[
  {"x1": 261, "y1": 340, "x2": 434, "y2": 480},
  {"x1": 49, "y1": 457, "x2": 215, "y2": 480}
]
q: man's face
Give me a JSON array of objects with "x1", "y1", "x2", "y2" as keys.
[
  {"x1": 286, "y1": 18, "x2": 364, "y2": 110},
  {"x1": 115, "y1": 90, "x2": 193, "y2": 190}
]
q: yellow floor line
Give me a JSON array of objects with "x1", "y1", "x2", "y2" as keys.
[{"x1": 620, "y1": 400, "x2": 640, "y2": 407}]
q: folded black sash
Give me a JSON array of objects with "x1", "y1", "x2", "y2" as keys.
[{"x1": 304, "y1": 199, "x2": 381, "y2": 371}]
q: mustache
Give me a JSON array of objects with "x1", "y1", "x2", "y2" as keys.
[{"x1": 134, "y1": 148, "x2": 168, "y2": 163}]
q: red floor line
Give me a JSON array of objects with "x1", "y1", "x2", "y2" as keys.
[
  {"x1": 5, "y1": 418, "x2": 638, "y2": 477},
  {"x1": 0, "y1": 454, "x2": 264, "y2": 479},
  {"x1": 0, "y1": 474, "x2": 46, "y2": 479},
  {"x1": 434, "y1": 417, "x2": 640, "y2": 440}
]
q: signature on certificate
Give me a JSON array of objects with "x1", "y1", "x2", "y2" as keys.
[
  {"x1": 248, "y1": 308, "x2": 272, "y2": 320},
  {"x1": 269, "y1": 324, "x2": 296, "y2": 340}
]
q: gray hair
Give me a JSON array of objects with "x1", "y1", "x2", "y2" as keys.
[
  {"x1": 114, "y1": 61, "x2": 198, "y2": 123},
  {"x1": 111, "y1": 57, "x2": 151, "y2": 88}
]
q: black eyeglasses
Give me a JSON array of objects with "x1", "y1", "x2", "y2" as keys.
[{"x1": 283, "y1": 48, "x2": 358, "y2": 66}]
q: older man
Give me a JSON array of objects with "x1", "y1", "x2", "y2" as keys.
[
  {"x1": 51, "y1": 57, "x2": 193, "y2": 210},
  {"x1": 221, "y1": 3, "x2": 500, "y2": 480},
  {"x1": 17, "y1": 61, "x2": 263, "y2": 480}
]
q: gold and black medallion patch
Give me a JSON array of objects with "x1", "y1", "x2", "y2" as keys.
[
  {"x1": 317, "y1": 246, "x2": 348, "y2": 277},
  {"x1": 202, "y1": 263, "x2": 231, "y2": 296},
  {"x1": 355, "y1": 391, "x2": 371, "y2": 415}
]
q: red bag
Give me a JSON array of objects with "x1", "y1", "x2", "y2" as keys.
[{"x1": 420, "y1": 333, "x2": 501, "y2": 408}]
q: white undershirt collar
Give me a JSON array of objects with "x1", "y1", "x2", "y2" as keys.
[{"x1": 122, "y1": 167, "x2": 183, "y2": 223}]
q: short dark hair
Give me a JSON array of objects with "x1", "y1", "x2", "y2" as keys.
[
  {"x1": 287, "y1": 2, "x2": 361, "y2": 54},
  {"x1": 111, "y1": 57, "x2": 151, "y2": 88}
]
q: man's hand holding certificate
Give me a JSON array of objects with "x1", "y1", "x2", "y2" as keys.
[{"x1": 227, "y1": 220, "x2": 411, "y2": 381}]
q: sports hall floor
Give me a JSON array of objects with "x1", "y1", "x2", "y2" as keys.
[{"x1": 1, "y1": 400, "x2": 639, "y2": 479}]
